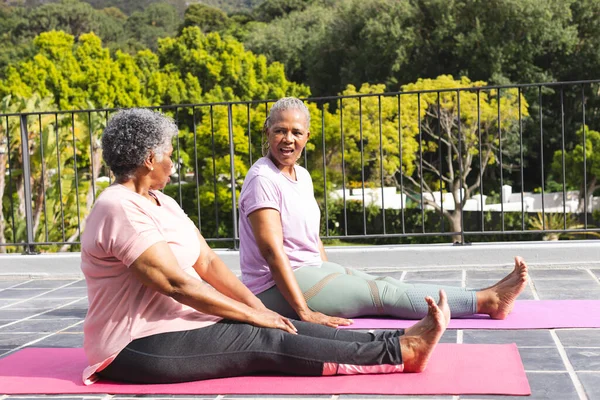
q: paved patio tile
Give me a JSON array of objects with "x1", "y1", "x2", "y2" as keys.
[
  {"x1": 519, "y1": 346, "x2": 566, "y2": 371},
  {"x1": 34, "y1": 332, "x2": 84, "y2": 347},
  {"x1": 461, "y1": 372, "x2": 578, "y2": 399},
  {"x1": 0, "y1": 280, "x2": 27, "y2": 289},
  {"x1": 532, "y1": 279, "x2": 600, "y2": 291},
  {"x1": 0, "y1": 318, "x2": 82, "y2": 333},
  {"x1": 556, "y1": 329, "x2": 600, "y2": 347},
  {"x1": 15, "y1": 280, "x2": 81, "y2": 289},
  {"x1": 36, "y1": 287, "x2": 88, "y2": 299},
  {"x1": 466, "y1": 270, "x2": 513, "y2": 280},
  {"x1": 369, "y1": 271, "x2": 405, "y2": 280},
  {"x1": 41, "y1": 308, "x2": 88, "y2": 318},
  {"x1": 566, "y1": 348, "x2": 600, "y2": 371},
  {"x1": 401, "y1": 280, "x2": 463, "y2": 287},
  {"x1": 0, "y1": 332, "x2": 47, "y2": 347},
  {"x1": 404, "y1": 270, "x2": 463, "y2": 280},
  {"x1": 0, "y1": 310, "x2": 40, "y2": 320},
  {"x1": 462, "y1": 330, "x2": 554, "y2": 346},
  {"x1": 2, "y1": 298, "x2": 78, "y2": 310},
  {"x1": 578, "y1": 372, "x2": 600, "y2": 399},
  {"x1": 0, "y1": 299, "x2": 30, "y2": 308},
  {"x1": 529, "y1": 269, "x2": 593, "y2": 280},
  {"x1": 0, "y1": 289, "x2": 54, "y2": 300}
]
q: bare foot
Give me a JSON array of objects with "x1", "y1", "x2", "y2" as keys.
[
  {"x1": 477, "y1": 256, "x2": 528, "y2": 319},
  {"x1": 401, "y1": 290, "x2": 449, "y2": 373}
]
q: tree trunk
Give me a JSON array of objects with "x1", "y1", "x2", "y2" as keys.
[
  {"x1": 577, "y1": 176, "x2": 598, "y2": 213},
  {"x1": 446, "y1": 211, "x2": 463, "y2": 244}
]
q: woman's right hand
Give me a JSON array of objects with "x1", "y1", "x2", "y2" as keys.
[
  {"x1": 298, "y1": 309, "x2": 353, "y2": 328},
  {"x1": 249, "y1": 308, "x2": 298, "y2": 334}
]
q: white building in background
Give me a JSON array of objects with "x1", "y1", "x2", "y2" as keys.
[{"x1": 330, "y1": 184, "x2": 600, "y2": 213}]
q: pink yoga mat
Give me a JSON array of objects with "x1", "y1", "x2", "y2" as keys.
[
  {"x1": 340, "y1": 300, "x2": 600, "y2": 330},
  {"x1": 0, "y1": 344, "x2": 530, "y2": 396}
]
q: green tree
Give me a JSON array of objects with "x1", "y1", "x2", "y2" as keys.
[
  {"x1": 400, "y1": 75, "x2": 529, "y2": 242},
  {"x1": 552, "y1": 125, "x2": 600, "y2": 212},
  {"x1": 181, "y1": 4, "x2": 231, "y2": 34},
  {"x1": 253, "y1": 0, "x2": 315, "y2": 22},
  {"x1": 124, "y1": 2, "x2": 179, "y2": 51}
]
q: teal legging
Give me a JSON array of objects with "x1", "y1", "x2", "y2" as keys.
[{"x1": 257, "y1": 262, "x2": 477, "y2": 319}]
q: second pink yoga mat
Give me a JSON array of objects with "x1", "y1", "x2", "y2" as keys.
[
  {"x1": 339, "y1": 300, "x2": 600, "y2": 330},
  {"x1": 0, "y1": 344, "x2": 530, "y2": 396}
]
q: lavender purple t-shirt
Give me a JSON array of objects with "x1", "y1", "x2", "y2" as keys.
[{"x1": 239, "y1": 157, "x2": 322, "y2": 294}]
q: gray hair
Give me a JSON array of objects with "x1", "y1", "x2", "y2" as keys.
[
  {"x1": 101, "y1": 108, "x2": 178, "y2": 179},
  {"x1": 264, "y1": 97, "x2": 310, "y2": 130}
]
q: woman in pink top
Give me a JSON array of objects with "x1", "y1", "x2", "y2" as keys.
[
  {"x1": 81, "y1": 108, "x2": 451, "y2": 385},
  {"x1": 239, "y1": 97, "x2": 529, "y2": 328}
]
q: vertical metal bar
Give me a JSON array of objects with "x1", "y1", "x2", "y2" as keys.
[
  {"x1": 247, "y1": 103, "x2": 253, "y2": 166},
  {"x1": 55, "y1": 113, "x2": 66, "y2": 241},
  {"x1": 438, "y1": 92, "x2": 444, "y2": 232},
  {"x1": 518, "y1": 88, "x2": 525, "y2": 230},
  {"x1": 210, "y1": 105, "x2": 219, "y2": 238},
  {"x1": 71, "y1": 112, "x2": 81, "y2": 244},
  {"x1": 227, "y1": 104, "x2": 239, "y2": 249},
  {"x1": 340, "y1": 98, "x2": 348, "y2": 236},
  {"x1": 38, "y1": 114, "x2": 48, "y2": 242},
  {"x1": 378, "y1": 95, "x2": 386, "y2": 234},
  {"x1": 303, "y1": 101, "x2": 308, "y2": 168},
  {"x1": 359, "y1": 97, "x2": 367, "y2": 235},
  {"x1": 19, "y1": 114, "x2": 35, "y2": 253},
  {"x1": 417, "y1": 93, "x2": 425, "y2": 233},
  {"x1": 498, "y1": 89, "x2": 505, "y2": 231},
  {"x1": 192, "y1": 106, "x2": 202, "y2": 230},
  {"x1": 105, "y1": 111, "x2": 112, "y2": 185},
  {"x1": 175, "y1": 107, "x2": 183, "y2": 207},
  {"x1": 582, "y1": 84, "x2": 588, "y2": 227},
  {"x1": 457, "y1": 90, "x2": 464, "y2": 244},
  {"x1": 5, "y1": 116, "x2": 16, "y2": 243},
  {"x1": 539, "y1": 86, "x2": 546, "y2": 229},
  {"x1": 477, "y1": 90, "x2": 484, "y2": 231},
  {"x1": 397, "y1": 94, "x2": 405, "y2": 234},
  {"x1": 321, "y1": 104, "x2": 329, "y2": 237},
  {"x1": 560, "y1": 87, "x2": 567, "y2": 229},
  {"x1": 87, "y1": 112, "x2": 97, "y2": 202}
]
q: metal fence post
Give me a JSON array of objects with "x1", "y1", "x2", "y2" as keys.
[
  {"x1": 227, "y1": 104, "x2": 239, "y2": 249},
  {"x1": 19, "y1": 114, "x2": 36, "y2": 254}
]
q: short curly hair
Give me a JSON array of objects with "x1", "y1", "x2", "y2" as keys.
[
  {"x1": 101, "y1": 108, "x2": 178, "y2": 179},
  {"x1": 265, "y1": 97, "x2": 310, "y2": 130}
]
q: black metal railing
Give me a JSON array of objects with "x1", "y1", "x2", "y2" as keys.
[{"x1": 1, "y1": 79, "x2": 600, "y2": 253}]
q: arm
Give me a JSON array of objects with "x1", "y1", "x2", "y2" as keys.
[
  {"x1": 192, "y1": 230, "x2": 266, "y2": 311},
  {"x1": 129, "y1": 240, "x2": 296, "y2": 334},
  {"x1": 318, "y1": 239, "x2": 328, "y2": 262},
  {"x1": 248, "y1": 208, "x2": 352, "y2": 327}
]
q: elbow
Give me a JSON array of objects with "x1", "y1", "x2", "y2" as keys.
[{"x1": 161, "y1": 277, "x2": 191, "y2": 301}]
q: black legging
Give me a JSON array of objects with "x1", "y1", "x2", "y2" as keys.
[{"x1": 98, "y1": 319, "x2": 404, "y2": 383}]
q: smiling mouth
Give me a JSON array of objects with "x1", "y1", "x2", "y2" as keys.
[{"x1": 280, "y1": 148, "x2": 294, "y2": 155}]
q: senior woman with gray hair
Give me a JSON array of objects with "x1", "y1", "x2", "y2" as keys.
[
  {"x1": 80, "y1": 108, "x2": 450, "y2": 385},
  {"x1": 239, "y1": 97, "x2": 529, "y2": 328}
]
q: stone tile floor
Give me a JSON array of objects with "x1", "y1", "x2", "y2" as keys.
[{"x1": 1, "y1": 267, "x2": 600, "y2": 400}]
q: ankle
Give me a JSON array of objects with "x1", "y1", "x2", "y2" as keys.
[{"x1": 476, "y1": 290, "x2": 494, "y2": 315}]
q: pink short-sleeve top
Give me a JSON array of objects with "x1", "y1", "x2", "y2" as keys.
[{"x1": 80, "y1": 184, "x2": 221, "y2": 385}]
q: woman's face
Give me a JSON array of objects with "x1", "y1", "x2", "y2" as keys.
[
  {"x1": 266, "y1": 109, "x2": 310, "y2": 169},
  {"x1": 149, "y1": 144, "x2": 174, "y2": 190}
]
